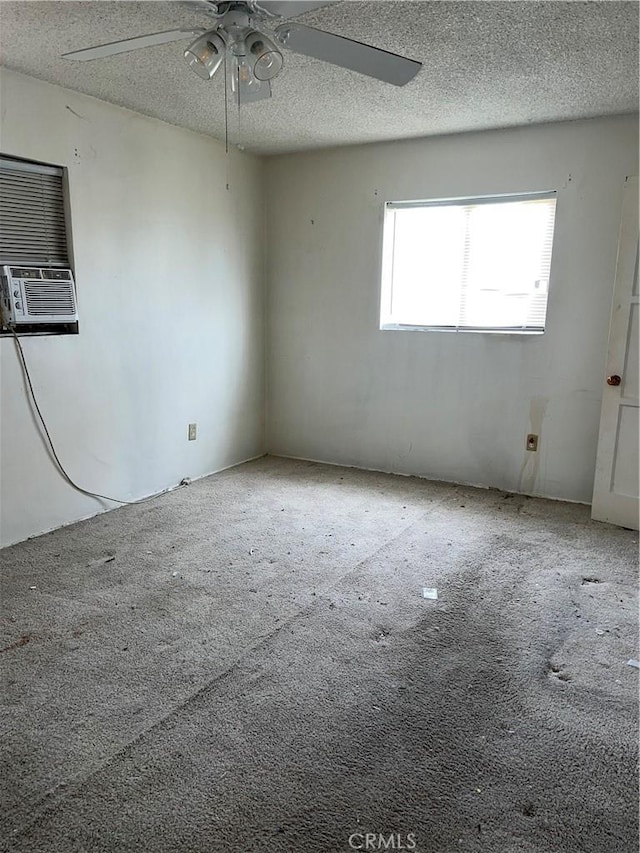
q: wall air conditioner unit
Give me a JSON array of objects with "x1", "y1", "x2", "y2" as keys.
[{"x1": 1, "y1": 266, "x2": 78, "y2": 326}]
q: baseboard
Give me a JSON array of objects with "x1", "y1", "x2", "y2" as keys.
[
  {"x1": 1, "y1": 452, "x2": 268, "y2": 550},
  {"x1": 265, "y1": 451, "x2": 590, "y2": 507}
]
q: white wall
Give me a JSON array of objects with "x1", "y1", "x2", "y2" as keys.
[
  {"x1": 0, "y1": 69, "x2": 265, "y2": 547},
  {"x1": 266, "y1": 115, "x2": 639, "y2": 503},
  {"x1": 1, "y1": 78, "x2": 635, "y2": 548}
]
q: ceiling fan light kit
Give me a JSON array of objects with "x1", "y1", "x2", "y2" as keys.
[
  {"x1": 231, "y1": 55, "x2": 272, "y2": 102},
  {"x1": 243, "y1": 30, "x2": 283, "y2": 81},
  {"x1": 184, "y1": 29, "x2": 226, "y2": 79},
  {"x1": 62, "y1": 1, "x2": 422, "y2": 112}
]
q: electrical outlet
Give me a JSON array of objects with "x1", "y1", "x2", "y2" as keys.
[
  {"x1": 526, "y1": 433, "x2": 539, "y2": 451},
  {"x1": 188, "y1": 423, "x2": 197, "y2": 441}
]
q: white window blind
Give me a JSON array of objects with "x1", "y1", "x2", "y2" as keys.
[
  {"x1": 0, "y1": 156, "x2": 70, "y2": 267},
  {"x1": 380, "y1": 193, "x2": 557, "y2": 333}
]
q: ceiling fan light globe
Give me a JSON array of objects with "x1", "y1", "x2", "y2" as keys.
[
  {"x1": 184, "y1": 30, "x2": 225, "y2": 80},
  {"x1": 253, "y1": 50, "x2": 283, "y2": 81},
  {"x1": 244, "y1": 30, "x2": 283, "y2": 81},
  {"x1": 231, "y1": 56, "x2": 273, "y2": 103}
]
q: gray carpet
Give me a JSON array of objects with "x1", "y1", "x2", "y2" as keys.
[{"x1": 0, "y1": 456, "x2": 638, "y2": 853}]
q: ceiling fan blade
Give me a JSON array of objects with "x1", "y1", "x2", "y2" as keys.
[
  {"x1": 62, "y1": 29, "x2": 206, "y2": 62},
  {"x1": 256, "y1": 1, "x2": 339, "y2": 19},
  {"x1": 275, "y1": 23, "x2": 421, "y2": 86}
]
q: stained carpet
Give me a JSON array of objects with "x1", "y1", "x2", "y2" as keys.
[{"x1": 1, "y1": 456, "x2": 638, "y2": 852}]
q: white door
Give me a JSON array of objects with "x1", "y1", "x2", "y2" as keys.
[{"x1": 592, "y1": 175, "x2": 639, "y2": 529}]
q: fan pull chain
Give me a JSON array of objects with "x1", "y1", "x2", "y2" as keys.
[
  {"x1": 223, "y1": 50, "x2": 229, "y2": 154},
  {"x1": 236, "y1": 63, "x2": 242, "y2": 145}
]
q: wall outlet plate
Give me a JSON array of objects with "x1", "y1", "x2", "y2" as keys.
[
  {"x1": 526, "y1": 433, "x2": 539, "y2": 451},
  {"x1": 188, "y1": 423, "x2": 197, "y2": 441}
]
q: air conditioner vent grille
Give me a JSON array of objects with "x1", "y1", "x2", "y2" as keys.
[{"x1": 23, "y1": 280, "x2": 76, "y2": 316}]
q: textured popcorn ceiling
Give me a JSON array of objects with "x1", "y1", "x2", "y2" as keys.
[{"x1": 0, "y1": 1, "x2": 637, "y2": 154}]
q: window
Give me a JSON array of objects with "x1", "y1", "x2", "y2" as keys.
[
  {"x1": 0, "y1": 156, "x2": 77, "y2": 335},
  {"x1": 380, "y1": 192, "x2": 557, "y2": 334},
  {"x1": 0, "y1": 156, "x2": 71, "y2": 268}
]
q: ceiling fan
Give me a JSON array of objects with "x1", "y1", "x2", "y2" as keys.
[{"x1": 62, "y1": 1, "x2": 422, "y2": 105}]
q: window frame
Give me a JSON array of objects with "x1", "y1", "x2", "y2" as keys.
[
  {"x1": 379, "y1": 190, "x2": 558, "y2": 336},
  {"x1": 0, "y1": 153, "x2": 75, "y2": 271},
  {"x1": 0, "y1": 153, "x2": 77, "y2": 337}
]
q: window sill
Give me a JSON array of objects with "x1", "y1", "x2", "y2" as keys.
[
  {"x1": 1, "y1": 323, "x2": 79, "y2": 337},
  {"x1": 380, "y1": 324, "x2": 544, "y2": 336}
]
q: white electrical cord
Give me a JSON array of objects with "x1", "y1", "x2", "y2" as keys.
[{"x1": 10, "y1": 328, "x2": 175, "y2": 506}]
